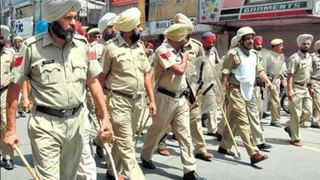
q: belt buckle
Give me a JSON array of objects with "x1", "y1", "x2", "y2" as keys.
[
  {"x1": 132, "y1": 94, "x2": 140, "y2": 100},
  {"x1": 62, "y1": 109, "x2": 73, "y2": 117}
]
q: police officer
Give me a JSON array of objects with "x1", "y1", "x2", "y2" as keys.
[
  {"x1": 219, "y1": 26, "x2": 270, "y2": 165},
  {"x1": 0, "y1": 25, "x2": 15, "y2": 170},
  {"x1": 284, "y1": 34, "x2": 313, "y2": 146},
  {"x1": 311, "y1": 40, "x2": 320, "y2": 129},
  {"x1": 141, "y1": 23, "x2": 206, "y2": 180},
  {"x1": 98, "y1": 13, "x2": 117, "y2": 46},
  {"x1": 253, "y1": 36, "x2": 270, "y2": 118},
  {"x1": 85, "y1": 27, "x2": 105, "y2": 158},
  {"x1": 268, "y1": 38, "x2": 286, "y2": 127},
  {"x1": 3, "y1": 1, "x2": 113, "y2": 179},
  {"x1": 100, "y1": 8, "x2": 156, "y2": 180},
  {"x1": 200, "y1": 31, "x2": 220, "y2": 137}
]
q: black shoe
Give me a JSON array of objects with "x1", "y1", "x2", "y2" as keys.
[
  {"x1": 96, "y1": 145, "x2": 104, "y2": 158},
  {"x1": 141, "y1": 157, "x2": 155, "y2": 169},
  {"x1": 183, "y1": 171, "x2": 207, "y2": 180},
  {"x1": 284, "y1": 126, "x2": 291, "y2": 138},
  {"x1": 2, "y1": 159, "x2": 14, "y2": 170},
  {"x1": 217, "y1": 146, "x2": 235, "y2": 157},
  {"x1": 0, "y1": 158, "x2": 5, "y2": 167},
  {"x1": 262, "y1": 112, "x2": 271, "y2": 118},
  {"x1": 206, "y1": 132, "x2": 216, "y2": 137},
  {"x1": 270, "y1": 122, "x2": 282, "y2": 128},
  {"x1": 106, "y1": 172, "x2": 115, "y2": 180},
  {"x1": 216, "y1": 133, "x2": 222, "y2": 141},
  {"x1": 257, "y1": 143, "x2": 272, "y2": 150}
]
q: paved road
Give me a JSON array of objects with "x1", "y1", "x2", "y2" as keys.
[{"x1": 1, "y1": 111, "x2": 320, "y2": 180}]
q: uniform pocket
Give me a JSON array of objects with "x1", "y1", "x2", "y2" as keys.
[
  {"x1": 299, "y1": 62, "x2": 307, "y2": 70},
  {"x1": 39, "y1": 63, "x2": 62, "y2": 84},
  {"x1": 116, "y1": 57, "x2": 131, "y2": 70},
  {"x1": 71, "y1": 60, "x2": 88, "y2": 81},
  {"x1": 137, "y1": 52, "x2": 147, "y2": 72}
]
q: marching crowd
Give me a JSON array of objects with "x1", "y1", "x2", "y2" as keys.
[{"x1": 1, "y1": 0, "x2": 320, "y2": 180}]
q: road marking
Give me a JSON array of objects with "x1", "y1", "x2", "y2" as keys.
[{"x1": 302, "y1": 146, "x2": 320, "y2": 152}]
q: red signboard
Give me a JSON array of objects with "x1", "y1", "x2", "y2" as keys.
[{"x1": 111, "y1": 0, "x2": 138, "y2": 6}]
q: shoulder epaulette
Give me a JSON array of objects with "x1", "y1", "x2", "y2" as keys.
[
  {"x1": 24, "y1": 35, "x2": 43, "y2": 47},
  {"x1": 191, "y1": 38, "x2": 202, "y2": 47},
  {"x1": 73, "y1": 34, "x2": 88, "y2": 44}
]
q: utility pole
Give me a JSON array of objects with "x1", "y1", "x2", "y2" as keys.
[{"x1": 10, "y1": 0, "x2": 16, "y2": 40}]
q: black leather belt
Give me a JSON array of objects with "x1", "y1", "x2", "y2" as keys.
[
  {"x1": 111, "y1": 90, "x2": 141, "y2": 100},
  {"x1": 157, "y1": 87, "x2": 186, "y2": 98},
  {"x1": 0, "y1": 85, "x2": 9, "y2": 93},
  {"x1": 36, "y1": 104, "x2": 82, "y2": 118}
]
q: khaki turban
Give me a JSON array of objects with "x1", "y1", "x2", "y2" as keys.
[
  {"x1": 296, "y1": 34, "x2": 313, "y2": 47},
  {"x1": 164, "y1": 23, "x2": 191, "y2": 42},
  {"x1": 113, "y1": 8, "x2": 141, "y2": 32},
  {"x1": 42, "y1": 0, "x2": 81, "y2": 23},
  {"x1": 314, "y1": 40, "x2": 320, "y2": 52},
  {"x1": 173, "y1": 13, "x2": 194, "y2": 33},
  {"x1": 98, "y1": 13, "x2": 117, "y2": 33},
  {"x1": 0, "y1": 25, "x2": 10, "y2": 40},
  {"x1": 270, "y1": 38, "x2": 283, "y2": 46}
]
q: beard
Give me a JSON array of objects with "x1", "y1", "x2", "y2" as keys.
[
  {"x1": 204, "y1": 45, "x2": 212, "y2": 51},
  {"x1": 300, "y1": 48, "x2": 308, "y2": 53},
  {"x1": 102, "y1": 31, "x2": 116, "y2": 41},
  {"x1": 130, "y1": 30, "x2": 141, "y2": 43},
  {"x1": 50, "y1": 21, "x2": 75, "y2": 42},
  {"x1": 255, "y1": 47, "x2": 262, "y2": 51}
]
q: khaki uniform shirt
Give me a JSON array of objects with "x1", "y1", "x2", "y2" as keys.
[
  {"x1": 222, "y1": 48, "x2": 264, "y2": 86},
  {"x1": 154, "y1": 42, "x2": 187, "y2": 92},
  {"x1": 1, "y1": 48, "x2": 14, "y2": 87},
  {"x1": 202, "y1": 47, "x2": 220, "y2": 96},
  {"x1": 184, "y1": 38, "x2": 204, "y2": 84},
  {"x1": 11, "y1": 32, "x2": 102, "y2": 109},
  {"x1": 208, "y1": 47, "x2": 220, "y2": 64},
  {"x1": 287, "y1": 50, "x2": 312, "y2": 84},
  {"x1": 90, "y1": 40, "x2": 104, "y2": 62},
  {"x1": 311, "y1": 53, "x2": 320, "y2": 80},
  {"x1": 101, "y1": 35, "x2": 151, "y2": 95}
]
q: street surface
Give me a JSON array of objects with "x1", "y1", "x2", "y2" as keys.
[{"x1": 1, "y1": 111, "x2": 320, "y2": 180}]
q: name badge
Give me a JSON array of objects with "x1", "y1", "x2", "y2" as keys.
[{"x1": 42, "y1": 59, "x2": 55, "y2": 65}]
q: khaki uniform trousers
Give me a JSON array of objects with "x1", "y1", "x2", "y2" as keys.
[
  {"x1": 312, "y1": 81, "x2": 320, "y2": 127},
  {"x1": 220, "y1": 88, "x2": 259, "y2": 157},
  {"x1": 28, "y1": 107, "x2": 84, "y2": 180},
  {"x1": 86, "y1": 91, "x2": 99, "y2": 131},
  {"x1": 289, "y1": 84, "x2": 312, "y2": 141},
  {"x1": 107, "y1": 92, "x2": 145, "y2": 180},
  {"x1": 269, "y1": 80, "x2": 281, "y2": 124},
  {"x1": 254, "y1": 86, "x2": 264, "y2": 119},
  {"x1": 77, "y1": 107, "x2": 97, "y2": 180},
  {"x1": 157, "y1": 102, "x2": 208, "y2": 154},
  {"x1": 247, "y1": 94, "x2": 266, "y2": 145},
  {"x1": 0, "y1": 89, "x2": 14, "y2": 160},
  {"x1": 217, "y1": 98, "x2": 229, "y2": 136},
  {"x1": 190, "y1": 105, "x2": 207, "y2": 154},
  {"x1": 142, "y1": 92, "x2": 197, "y2": 173},
  {"x1": 201, "y1": 94, "x2": 218, "y2": 134}
]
